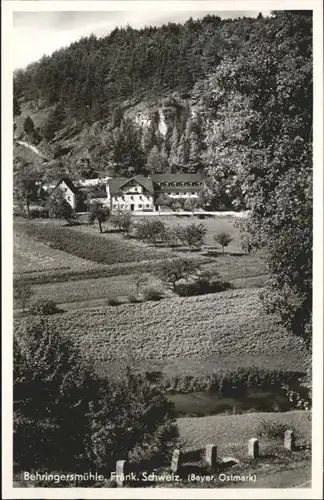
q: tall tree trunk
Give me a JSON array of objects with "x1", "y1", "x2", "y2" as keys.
[{"x1": 99, "y1": 220, "x2": 102, "y2": 233}]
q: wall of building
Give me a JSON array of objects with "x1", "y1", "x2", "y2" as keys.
[
  {"x1": 163, "y1": 191, "x2": 198, "y2": 198},
  {"x1": 111, "y1": 193, "x2": 154, "y2": 211},
  {"x1": 108, "y1": 184, "x2": 154, "y2": 211},
  {"x1": 59, "y1": 183, "x2": 76, "y2": 209}
]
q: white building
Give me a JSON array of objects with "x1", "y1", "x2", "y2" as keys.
[
  {"x1": 50, "y1": 178, "x2": 80, "y2": 210},
  {"x1": 151, "y1": 173, "x2": 203, "y2": 199},
  {"x1": 107, "y1": 177, "x2": 155, "y2": 212}
]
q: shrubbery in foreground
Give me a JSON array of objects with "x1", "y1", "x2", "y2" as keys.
[{"x1": 14, "y1": 318, "x2": 178, "y2": 474}]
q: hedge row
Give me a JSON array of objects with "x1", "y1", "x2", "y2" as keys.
[{"x1": 160, "y1": 367, "x2": 307, "y2": 395}]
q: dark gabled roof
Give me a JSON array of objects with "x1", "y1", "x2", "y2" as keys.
[
  {"x1": 134, "y1": 177, "x2": 154, "y2": 194},
  {"x1": 54, "y1": 177, "x2": 79, "y2": 194},
  {"x1": 151, "y1": 173, "x2": 203, "y2": 183},
  {"x1": 108, "y1": 177, "x2": 154, "y2": 195}
]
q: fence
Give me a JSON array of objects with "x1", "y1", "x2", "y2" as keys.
[{"x1": 114, "y1": 429, "x2": 300, "y2": 487}]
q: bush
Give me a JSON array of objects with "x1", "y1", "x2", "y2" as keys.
[
  {"x1": 111, "y1": 210, "x2": 132, "y2": 234},
  {"x1": 155, "y1": 257, "x2": 202, "y2": 291},
  {"x1": 29, "y1": 206, "x2": 49, "y2": 219},
  {"x1": 214, "y1": 231, "x2": 233, "y2": 253},
  {"x1": 143, "y1": 286, "x2": 164, "y2": 301},
  {"x1": 135, "y1": 219, "x2": 165, "y2": 247},
  {"x1": 14, "y1": 319, "x2": 178, "y2": 473},
  {"x1": 161, "y1": 227, "x2": 180, "y2": 249},
  {"x1": 175, "y1": 280, "x2": 232, "y2": 297},
  {"x1": 184, "y1": 198, "x2": 197, "y2": 211},
  {"x1": 29, "y1": 299, "x2": 60, "y2": 316},
  {"x1": 257, "y1": 420, "x2": 294, "y2": 440},
  {"x1": 177, "y1": 223, "x2": 207, "y2": 251},
  {"x1": 14, "y1": 280, "x2": 33, "y2": 312},
  {"x1": 107, "y1": 298, "x2": 120, "y2": 306}
]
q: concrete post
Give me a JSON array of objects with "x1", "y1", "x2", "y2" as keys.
[
  {"x1": 248, "y1": 438, "x2": 259, "y2": 458},
  {"x1": 171, "y1": 449, "x2": 181, "y2": 473},
  {"x1": 205, "y1": 444, "x2": 217, "y2": 468},
  {"x1": 116, "y1": 459, "x2": 126, "y2": 487},
  {"x1": 284, "y1": 429, "x2": 296, "y2": 451}
]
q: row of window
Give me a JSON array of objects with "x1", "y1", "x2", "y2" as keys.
[
  {"x1": 158, "y1": 182, "x2": 202, "y2": 187},
  {"x1": 168, "y1": 192, "x2": 197, "y2": 196},
  {"x1": 113, "y1": 204, "x2": 151, "y2": 209},
  {"x1": 114, "y1": 195, "x2": 147, "y2": 201}
]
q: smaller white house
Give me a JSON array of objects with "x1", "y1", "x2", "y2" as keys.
[
  {"x1": 50, "y1": 178, "x2": 80, "y2": 210},
  {"x1": 107, "y1": 177, "x2": 155, "y2": 212}
]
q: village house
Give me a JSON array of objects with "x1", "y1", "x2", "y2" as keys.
[
  {"x1": 107, "y1": 177, "x2": 155, "y2": 211},
  {"x1": 47, "y1": 178, "x2": 81, "y2": 211}
]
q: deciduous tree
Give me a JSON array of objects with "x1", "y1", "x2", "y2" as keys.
[
  {"x1": 214, "y1": 231, "x2": 233, "y2": 254},
  {"x1": 88, "y1": 202, "x2": 110, "y2": 233}
]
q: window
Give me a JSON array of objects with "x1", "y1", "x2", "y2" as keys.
[
  {"x1": 114, "y1": 196, "x2": 118, "y2": 201},
  {"x1": 67, "y1": 196, "x2": 71, "y2": 201},
  {"x1": 139, "y1": 195, "x2": 143, "y2": 200},
  {"x1": 138, "y1": 204, "x2": 142, "y2": 208},
  {"x1": 113, "y1": 204, "x2": 117, "y2": 209},
  {"x1": 130, "y1": 196, "x2": 134, "y2": 200},
  {"x1": 146, "y1": 204, "x2": 150, "y2": 208}
]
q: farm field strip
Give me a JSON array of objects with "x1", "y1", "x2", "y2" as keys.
[
  {"x1": 24, "y1": 273, "x2": 162, "y2": 305},
  {"x1": 18, "y1": 270, "x2": 269, "y2": 310},
  {"x1": 15, "y1": 289, "x2": 306, "y2": 363},
  {"x1": 14, "y1": 226, "x2": 99, "y2": 273},
  {"x1": 14, "y1": 220, "x2": 173, "y2": 266}
]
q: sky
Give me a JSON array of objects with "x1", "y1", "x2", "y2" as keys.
[{"x1": 13, "y1": 10, "x2": 271, "y2": 70}]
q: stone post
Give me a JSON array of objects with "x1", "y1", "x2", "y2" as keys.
[
  {"x1": 116, "y1": 459, "x2": 126, "y2": 487},
  {"x1": 171, "y1": 449, "x2": 181, "y2": 474},
  {"x1": 248, "y1": 438, "x2": 259, "y2": 458},
  {"x1": 284, "y1": 430, "x2": 296, "y2": 451},
  {"x1": 205, "y1": 444, "x2": 217, "y2": 468}
]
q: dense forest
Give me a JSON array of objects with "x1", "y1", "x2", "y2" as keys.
[{"x1": 13, "y1": 13, "x2": 270, "y2": 183}]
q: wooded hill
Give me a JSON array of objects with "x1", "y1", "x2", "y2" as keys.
[
  {"x1": 13, "y1": 13, "x2": 269, "y2": 181},
  {"x1": 13, "y1": 11, "x2": 312, "y2": 209}
]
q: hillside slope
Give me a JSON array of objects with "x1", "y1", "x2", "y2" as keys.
[{"x1": 13, "y1": 13, "x2": 268, "y2": 180}]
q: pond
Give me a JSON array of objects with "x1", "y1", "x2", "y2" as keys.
[{"x1": 167, "y1": 386, "x2": 304, "y2": 417}]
